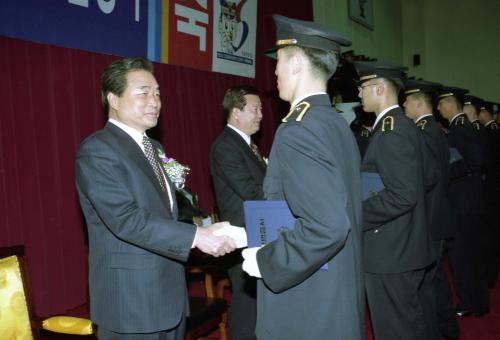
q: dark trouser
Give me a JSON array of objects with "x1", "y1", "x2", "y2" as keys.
[
  {"x1": 227, "y1": 262, "x2": 257, "y2": 340},
  {"x1": 97, "y1": 316, "x2": 185, "y2": 340},
  {"x1": 418, "y1": 260, "x2": 441, "y2": 340},
  {"x1": 447, "y1": 213, "x2": 489, "y2": 313},
  {"x1": 365, "y1": 269, "x2": 433, "y2": 340},
  {"x1": 482, "y1": 209, "x2": 498, "y2": 286},
  {"x1": 434, "y1": 241, "x2": 459, "y2": 338}
]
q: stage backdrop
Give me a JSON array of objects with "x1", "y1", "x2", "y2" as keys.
[
  {"x1": 0, "y1": 0, "x2": 312, "y2": 317},
  {"x1": 0, "y1": 0, "x2": 257, "y2": 78}
]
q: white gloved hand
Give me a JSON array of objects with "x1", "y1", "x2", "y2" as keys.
[
  {"x1": 242, "y1": 247, "x2": 262, "y2": 278},
  {"x1": 213, "y1": 225, "x2": 248, "y2": 248}
]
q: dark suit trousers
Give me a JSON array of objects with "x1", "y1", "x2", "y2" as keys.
[
  {"x1": 418, "y1": 260, "x2": 442, "y2": 340},
  {"x1": 433, "y1": 243, "x2": 459, "y2": 338},
  {"x1": 227, "y1": 262, "x2": 257, "y2": 340},
  {"x1": 447, "y1": 213, "x2": 489, "y2": 313},
  {"x1": 365, "y1": 270, "x2": 432, "y2": 340},
  {"x1": 97, "y1": 316, "x2": 185, "y2": 340}
]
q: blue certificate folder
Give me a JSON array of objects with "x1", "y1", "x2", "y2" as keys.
[
  {"x1": 243, "y1": 200, "x2": 328, "y2": 270},
  {"x1": 361, "y1": 172, "x2": 385, "y2": 200},
  {"x1": 449, "y1": 147, "x2": 463, "y2": 163}
]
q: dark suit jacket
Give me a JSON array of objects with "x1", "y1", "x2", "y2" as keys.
[
  {"x1": 75, "y1": 122, "x2": 196, "y2": 333},
  {"x1": 256, "y1": 94, "x2": 365, "y2": 339},
  {"x1": 362, "y1": 107, "x2": 433, "y2": 273},
  {"x1": 447, "y1": 113, "x2": 484, "y2": 214},
  {"x1": 210, "y1": 126, "x2": 266, "y2": 228},
  {"x1": 416, "y1": 115, "x2": 453, "y2": 241}
]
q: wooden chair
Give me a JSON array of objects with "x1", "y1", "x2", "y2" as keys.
[
  {"x1": 185, "y1": 255, "x2": 229, "y2": 340},
  {"x1": 0, "y1": 245, "x2": 94, "y2": 339}
]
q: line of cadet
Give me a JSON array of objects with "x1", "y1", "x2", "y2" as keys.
[
  {"x1": 205, "y1": 15, "x2": 500, "y2": 340},
  {"x1": 343, "y1": 59, "x2": 500, "y2": 340}
]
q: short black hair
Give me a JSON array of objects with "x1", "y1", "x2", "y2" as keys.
[
  {"x1": 101, "y1": 57, "x2": 153, "y2": 113},
  {"x1": 222, "y1": 85, "x2": 259, "y2": 121}
]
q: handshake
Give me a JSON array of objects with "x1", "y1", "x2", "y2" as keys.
[{"x1": 193, "y1": 222, "x2": 248, "y2": 257}]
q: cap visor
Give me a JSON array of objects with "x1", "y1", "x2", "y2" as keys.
[{"x1": 264, "y1": 47, "x2": 278, "y2": 59}]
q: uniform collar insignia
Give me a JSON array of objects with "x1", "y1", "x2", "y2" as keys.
[{"x1": 282, "y1": 101, "x2": 311, "y2": 123}]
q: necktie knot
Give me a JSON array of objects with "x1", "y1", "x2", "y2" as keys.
[{"x1": 250, "y1": 142, "x2": 265, "y2": 164}]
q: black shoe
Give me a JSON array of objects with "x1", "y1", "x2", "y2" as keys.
[
  {"x1": 455, "y1": 308, "x2": 487, "y2": 317},
  {"x1": 455, "y1": 309, "x2": 473, "y2": 317}
]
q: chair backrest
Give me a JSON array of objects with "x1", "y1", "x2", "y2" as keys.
[{"x1": 0, "y1": 251, "x2": 34, "y2": 339}]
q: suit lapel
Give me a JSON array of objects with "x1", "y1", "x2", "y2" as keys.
[
  {"x1": 152, "y1": 141, "x2": 179, "y2": 217},
  {"x1": 105, "y1": 123, "x2": 173, "y2": 211},
  {"x1": 224, "y1": 127, "x2": 266, "y2": 171}
]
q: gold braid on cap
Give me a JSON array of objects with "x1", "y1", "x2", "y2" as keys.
[
  {"x1": 438, "y1": 92, "x2": 454, "y2": 99},
  {"x1": 359, "y1": 74, "x2": 378, "y2": 81},
  {"x1": 405, "y1": 89, "x2": 421, "y2": 95},
  {"x1": 276, "y1": 39, "x2": 298, "y2": 46}
]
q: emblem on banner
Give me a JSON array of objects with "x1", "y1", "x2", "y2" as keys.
[{"x1": 218, "y1": 0, "x2": 249, "y2": 53}]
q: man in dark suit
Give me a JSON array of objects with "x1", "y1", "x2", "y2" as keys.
[
  {"x1": 357, "y1": 63, "x2": 435, "y2": 340},
  {"x1": 210, "y1": 85, "x2": 266, "y2": 340},
  {"x1": 75, "y1": 57, "x2": 237, "y2": 340},
  {"x1": 403, "y1": 79, "x2": 459, "y2": 340},
  {"x1": 437, "y1": 87, "x2": 489, "y2": 317},
  {"x1": 242, "y1": 15, "x2": 365, "y2": 339}
]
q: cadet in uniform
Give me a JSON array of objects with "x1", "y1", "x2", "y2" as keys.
[
  {"x1": 403, "y1": 79, "x2": 458, "y2": 340},
  {"x1": 357, "y1": 62, "x2": 434, "y2": 340},
  {"x1": 478, "y1": 101, "x2": 500, "y2": 286},
  {"x1": 463, "y1": 95, "x2": 483, "y2": 131},
  {"x1": 242, "y1": 15, "x2": 365, "y2": 340},
  {"x1": 437, "y1": 87, "x2": 489, "y2": 317}
]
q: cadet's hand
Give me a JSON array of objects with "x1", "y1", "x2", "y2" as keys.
[
  {"x1": 194, "y1": 223, "x2": 237, "y2": 257},
  {"x1": 213, "y1": 224, "x2": 248, "y2": 248},
  {"x1": 242, "y1": 247, "x2": 262, "y2": 278}
]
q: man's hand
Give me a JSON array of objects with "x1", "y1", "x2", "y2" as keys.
[
  {"x1": 194, "y1": 222, "x2": 237, "y2": 257},
  {"x1": 242, "y1": 247, "x2": 262, "y2": 278},
  {"x1": 213, "y1": 224, "x2": 248, "y2": 248}
]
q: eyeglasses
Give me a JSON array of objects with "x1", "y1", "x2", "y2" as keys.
[{"x1": 357, "y1": 83, "x2": 377, "y2": 91}]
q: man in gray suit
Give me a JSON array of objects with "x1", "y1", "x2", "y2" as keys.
[
  {"x1": 210, "y1": 85, "x2": 266, "y2": 339},
  {"x1": 241, "y1": 15, "x2": 365, "y2": 339},
  {"x1": 75, "y1": 57, "x2": 236, "y2": 340}
]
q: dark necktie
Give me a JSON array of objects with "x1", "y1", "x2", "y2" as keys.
[
  {"x1": 142, "y1": 136, "x2": 171, "y2": 205},
  {"x1": 250, "y1": 142, "x2": 265, "y2": 164}
]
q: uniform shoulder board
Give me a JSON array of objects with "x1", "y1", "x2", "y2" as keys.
[
  {"x1": 417, "y1": 119, "x2": 427, "y2": 130},
  {"x1": 381, "y1": 115, "x2": 394, "y2": 132},
  {"x1": 282, "y1": 101, "x2": 311, "y2": 123},
  {"x1": 454, "y1": 115, "x2": 465, "y2": 126}
]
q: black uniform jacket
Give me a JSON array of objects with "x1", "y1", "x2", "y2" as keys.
[
  {"x1": 362, "y1": 107, "x2": 433, "y2": 273},
  {"x1": 256, "y1": 94, "x2": 365, "y2": 339},
  {"x1": 447, "y1": 113, "x2": 484, "y2": 214}
]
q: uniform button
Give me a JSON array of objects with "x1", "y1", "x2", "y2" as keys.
[{"x1": 374, "y1": 229, "x2": 379, "y2": 234}]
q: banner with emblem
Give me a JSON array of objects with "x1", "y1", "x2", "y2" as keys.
[
  {"x1": 0, "y1": 0, "x2": 257, "y2": 78},
  {"x1": 212, "y1": 0, "x2": 257, "y2": 78}
]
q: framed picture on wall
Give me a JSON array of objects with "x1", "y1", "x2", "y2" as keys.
[{"x1": 348, "y1": 0, "x2": 374, "y2": 30}]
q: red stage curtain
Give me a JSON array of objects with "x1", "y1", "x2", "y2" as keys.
[{"x1": 0, "y1": 1, "x2": 312, "y2": 316}]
